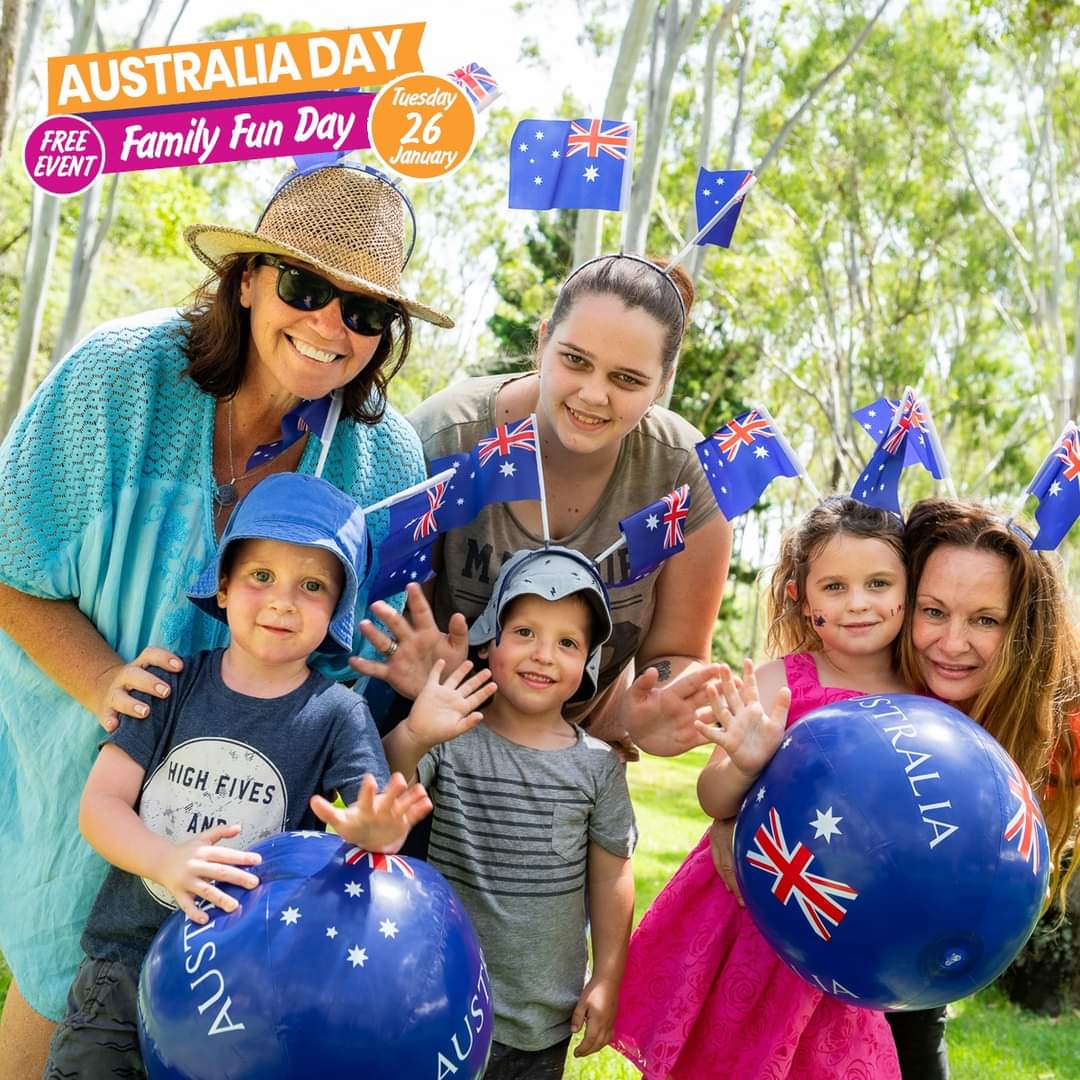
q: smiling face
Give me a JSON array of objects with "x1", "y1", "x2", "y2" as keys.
[
  {"x1": 910, "y1": 544, "x2": 1011, "y2": 710},
  {"x1": 480, "y1": 593, "x2": 592, "y2": 718},
  {"x1": 217, "y1": 538, "x2": 345, "y2": 675},
  {"x1": 239, "y1": 258, "x2": 385, "y2": 403},
  {"x1": 536, "y1": 293, "x2": 668, "y2": 458},
  {"x1": 801, "y1": 533, "x2": 907, "y2": 659}
]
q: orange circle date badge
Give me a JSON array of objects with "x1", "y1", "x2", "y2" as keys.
[{"x1": 368, "y1": 73, "x2": 475, "y2": 182}]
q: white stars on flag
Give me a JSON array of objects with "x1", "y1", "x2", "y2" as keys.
[
  {"x1": 378, "y1": 918, "x2": 399, "y2": 940},
  {"x1": 344, "y1": 881, "x2": 364, "y2": 897},
  {"x1": 645, "y1": 513, "x2": 659, "y2": 531},
  {"x1": 280, "y1": 906, "x2": 301, "y2": 926},
  {"x1": 810, "y1": 807, "x2": 844, "y2": 843},
  {"x1": 347, "y1": 945, "x2": 368, "y2": 968},
  {"x1": 584, "y1": 165, "x2": 599, "y2": 182},
  {"x1": 326, "y1": 926, "x2": 338, "y2": 939}
]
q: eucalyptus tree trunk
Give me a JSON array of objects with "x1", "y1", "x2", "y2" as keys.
[
  {"x1": 942, "y1": 30, "x2": 1075, "y2": 434},
  {"x1": 50, "y1": 0, "x2": 179, "y2": 364},
  {"x1": 572, "y1": 0, "x2": 658, "y2": 265},
  {"x1": 623, "y1": 0, "x2": 702, "y2": 255},
  {"x1": 0, "y1": 0, "x2": 96, "y2": 437},
  {"x1": 685, "y1": 1, "x2": 742, "y2": 284},
  {"x1": 0, "y1": 0, "x2": 28, "y2": 152}
]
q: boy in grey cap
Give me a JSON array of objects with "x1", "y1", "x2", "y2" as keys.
[
  {"x1": 45, "y1": 473, "x2": 482, "y2": 1076},
  {"x1": 384, "y1": 545, "x2": 637, "y2": 1080}
]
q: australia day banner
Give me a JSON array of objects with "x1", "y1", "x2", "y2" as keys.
[{"x1": 24, "y1": 21, "x2": 484, "y2": 195}]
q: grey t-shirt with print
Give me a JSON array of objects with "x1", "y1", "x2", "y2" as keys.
[
  {"x1": 418, "y1": 722, "x2": 637, "y2": 1051},
  {"x1": 81, "y1": 649, "x2": 389, "y2": 970}
]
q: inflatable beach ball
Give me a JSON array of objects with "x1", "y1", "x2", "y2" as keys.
[
  {"x1": 734, "y1": 694, "x2": 1049, "y2": 1011},
  {"x1": 138, "y1": 831, "x2": 491, "y2": 1079}
]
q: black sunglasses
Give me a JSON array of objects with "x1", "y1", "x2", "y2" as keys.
[{"x1": 257, "y1": 254, "x2": 399, "y2": 337}]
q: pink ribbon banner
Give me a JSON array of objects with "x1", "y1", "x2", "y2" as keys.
[{"x1": 87, "y1": 90, "x2": 374, "y2": 172}]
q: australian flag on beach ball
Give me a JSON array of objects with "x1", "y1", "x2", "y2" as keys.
[
  {"x1": 733, "y1": 694, "x2": 1049, "y2": 1011},
  {"x1": 138, "y1": 832, "x2": 492, "y2": 1079}
]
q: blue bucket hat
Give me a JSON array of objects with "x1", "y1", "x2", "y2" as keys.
[
  {"x1": 468, "y1": 546, "x2": 613, "y2": 704},
  {"x1": 188, "y1": 474, "x2": 368, "y2": 654}
]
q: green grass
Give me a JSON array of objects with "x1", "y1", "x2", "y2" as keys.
[{"x1": 3, "y1": 749, "x2": 1077, "y2": 1076}]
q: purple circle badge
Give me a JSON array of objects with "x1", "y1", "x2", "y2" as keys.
[{"x1": 24, "y1": 114, "x2": 105, "y2": 197}]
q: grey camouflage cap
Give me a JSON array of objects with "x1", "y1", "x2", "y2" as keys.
[{"x1": 468, "y1": 546, "x2": 613, "y2": 704}]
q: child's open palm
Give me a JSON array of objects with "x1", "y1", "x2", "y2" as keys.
[
  {"x1": 310, "y1": 773, "x2": 433, "y2": 853},
  {"x1": 406, "y1": 659, "x2": 497, "y2": 747},
  {"x1": 695, "y1": 659, "x2": 790, "y2": 780}
]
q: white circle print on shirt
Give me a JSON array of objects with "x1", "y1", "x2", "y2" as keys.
[{"x1": 137, "y1": 737, "x2": 288, "y2": 908}]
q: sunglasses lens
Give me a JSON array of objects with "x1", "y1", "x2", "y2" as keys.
[
  {"x1": 263, "y1": 256, "x2": 398, "y2": 335},
  {"x1": 275, "y1": 264, "x2": 334, "y2": 311},
  {"x1": 342, "y1": 295, "x2": 397, "y2": 336}
]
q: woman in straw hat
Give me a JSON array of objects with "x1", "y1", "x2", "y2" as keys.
[
  {"x1": 0, "y1": 160, "x2": 451, "y2": 1071},
  {"x1": 359, "y1": 253, "x2": 731, "y2": 760}
]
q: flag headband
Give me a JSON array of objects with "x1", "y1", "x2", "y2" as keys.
[{"x1": 560, "y1": 253, "x2": 686, "y2": 327}]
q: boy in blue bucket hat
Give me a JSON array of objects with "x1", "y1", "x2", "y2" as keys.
[{"x1": 45, "y1": 473, "x2": 490, "y2": 1076}]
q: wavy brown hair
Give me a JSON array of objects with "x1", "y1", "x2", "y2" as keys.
[
  {"x1": 180, "y1": 253, "x2": 412, "y2": 424},
  {"x1": 766, "y1": 497, "x2": 906, "y2": 657},
  {"x1": 900, "y1": 498, "x2": 1080, "y2": 905}
]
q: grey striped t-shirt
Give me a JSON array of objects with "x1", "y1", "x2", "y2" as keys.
[{"x1": 418, "y1": 721, "x2": 637, "y2": 1052}]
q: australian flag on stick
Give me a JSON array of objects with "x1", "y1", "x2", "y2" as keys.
[
  {"x1": 448, "y1": 62, "x2": 501, "y2": 111},
  {"x1": 1025, "y1": 422, "x2": 1080, "y2": 551},
  {"x1": 367, "y1": 542, "x2": 437, "y2": 604},
  {"x1": 852, "y1": 388, "x2": 947, "y2": 480},
  {"x1": 696, "y1": 408, "x2": 802, "y2": 520},
  {"x1": 609, "y1": 485, "x2": 692, "y2": 588},
  {"x1": 508, "y1": 117, "x2": 634, "y2": 212},
  {"x1": 372, "y1": 415, "x2": 545, "y2": 598},
  {"x1": 246, "y1": 394, "x2": 333, "y2": 470},
  {"x1": 851, "y1": 387, "x2": 945, "y2": 514},
  {"x1": 694, "y1": 168, "x2": 754, "y2": 248}
]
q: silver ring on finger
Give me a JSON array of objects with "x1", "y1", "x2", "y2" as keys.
[{"x1": 382, "y1": 638, "x2": 399, "y2": 659}]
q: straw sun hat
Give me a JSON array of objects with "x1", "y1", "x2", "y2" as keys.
[{"x1": 184, "y1": 163, "x2": 453, "y2": 328}]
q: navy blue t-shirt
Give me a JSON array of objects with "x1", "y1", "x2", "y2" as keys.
[{"x1": 81, "y1": 649, "x2": 389, "y2": 969}]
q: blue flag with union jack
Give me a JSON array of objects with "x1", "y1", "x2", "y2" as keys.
[
  {"x1": 448, "y1": 62, "x2": 501, "y2": 111},
  {"x1": 367, "y1": 540, "x2": 437, "y2": 604},
  {"x1": 694, "y1": 168, "x2": 753, "y2": 248},
  {"x1": 1027, "y1": 423, "x2": 1080, "y2": 551},
  {"x1": 374, "y1": 416, "x2": 544, "y2": 584},
  {"x1": 612, "y1": 485, "x2": 692, "y2": 588},
  {"x1": 246, "y1": 394, "x2": 333, "y2": 470},
  {"x1": 508, "y1": 117, "x2": 634, "y2": 212},
  {"x1": 695, "y1": 409, "x2": 801, "y2": 520},
  {"x1": 435, "y1": 415, "x2": 543, "y2": 515},
  {"x1": 852, "y1": 391, "x2": 946, "y2": 479},
  {"x1": 851, "y1": 389, "x2": 945, "y2": 514}
]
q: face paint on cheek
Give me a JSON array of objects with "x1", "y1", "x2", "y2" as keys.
[{"x1": 813, "y1": 614, "x2": 826, "y2": 628}]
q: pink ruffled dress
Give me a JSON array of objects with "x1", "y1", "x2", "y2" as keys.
[{"x1": 612, "y1": 653, "x2": 901, "y2": 1079}]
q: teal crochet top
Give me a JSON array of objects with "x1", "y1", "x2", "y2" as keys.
[{"x1": 0, "y1": 309, "x2": 425, "y2": 1018}]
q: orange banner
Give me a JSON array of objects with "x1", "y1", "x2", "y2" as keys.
[{"x1": 48, "y1": 24, "x2": 425, "y2": 115}]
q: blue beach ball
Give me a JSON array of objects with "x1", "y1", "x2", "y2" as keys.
[
  {"x1": 733, "y1": 694, "x2": 1049, "y2": 1010},
  {"x1": 138, "y1": 831, "x2": 492, "y2": 1078}
]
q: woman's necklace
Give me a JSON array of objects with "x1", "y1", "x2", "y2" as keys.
[{"x1": 214, "y1": 399, "x2": 277, "y2": 510}]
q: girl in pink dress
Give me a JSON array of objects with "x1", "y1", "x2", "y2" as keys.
[{"x1": 613, "y1": 498, "x2": 911, "y2": 1079}]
